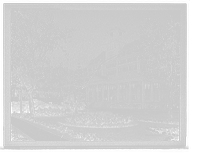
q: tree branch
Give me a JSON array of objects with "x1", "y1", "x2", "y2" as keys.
[{"x1": 81, "y1": 54, "x2": 118, "y2": 89}]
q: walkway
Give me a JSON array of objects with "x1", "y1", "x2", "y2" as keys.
[{"x1": 11, "y1": 117, "x2": 67, "y2": 141}]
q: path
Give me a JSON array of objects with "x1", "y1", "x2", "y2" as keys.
[{"x1": 11, "y1": 117, "x2": 67, "y2": 141}]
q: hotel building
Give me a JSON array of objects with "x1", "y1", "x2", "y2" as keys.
[{"x1": 83, "y1": 27, "x2": 179, "y2": 109}]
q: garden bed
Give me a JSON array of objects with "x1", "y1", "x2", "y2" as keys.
[
  {"x1": 61, "y1": 111, "x2": 138, "y2": 128},
  {"x1": 110, "y1": 103, "x2": 142, "y2": 110},
  {"x1": 146, "y1": 126, "x2": 179, "y2": 141},
  {"x1": 11, "y1": 125, "x2": 34, "y2": 141},
  {"x1": 12, "y1": 113, "x2": 105, "y2": 141}
]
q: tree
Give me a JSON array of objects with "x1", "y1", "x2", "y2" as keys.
[
  {"x1": 11, "y1": 10, "x2": 76, "y2": 114},
  {"x1": 139, "y1": 16, "x2": 180, "y2": 118},
  {"x1": 11, "y1": 55, "x2": 29, "y2": 113},
  {"x1": 64, "y1": 63, "x2": 86, "y2": 114},
  {"x1": 74, "y1": 63, "x2": 82, "y2": 89}
]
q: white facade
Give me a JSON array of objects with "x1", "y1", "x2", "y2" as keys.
[{"x1": 82, "y1": 28, "x2": 179, "y2": 109}]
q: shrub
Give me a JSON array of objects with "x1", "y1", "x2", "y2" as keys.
[
  {"x1": 61, "y1": 111, "x2": 137, "y2": 128},
  {"x1": 110, "y1": 102, "x2": 142, "y2": 109},
  {"x1": 35, "y1": 108, "x2": 65, "y2": 116},
  {"x1": 64, "y1": 89, "x2": 86, "y2": 113},
  {"x1": 11, "y1": 128, "x2": 28, "y2": 141},
  {"x1": 149, "y1": 102, "x2": 159, "y2": 110},
  {"x1": 129, "y1": 104, "x2": 142, "y2": 109}
]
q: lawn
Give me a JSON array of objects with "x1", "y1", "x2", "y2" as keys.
[
  {"x1": 11, "y1": 125, "x2": 34, "y2": 141},
  {"x1": 34, "y1": 113, "x2": 176, "y2": 141},
  {"x1": 12, "y1": 109, "x2": 179, "y2": 141},
  {"x1": 90, "y1": 109, "x2": 179, "y2": 122}
]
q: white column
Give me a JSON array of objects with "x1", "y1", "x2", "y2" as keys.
[
  {"x1": 101, "y1": 84, "x2": 104, "y2": 102},
  {"x1": 142, "y1": 80, "x2": 145, "y2": 109},
  {"x1": 150, "y1": 82, "x2": 154, "y2": 101},
  {"x1": 13, "y1": 87, "x2": 16, "y2": 99},
  {"x1": 107, "y1": 84, "x2": 110, "y2": 102},
  {"x1": 44, "y1": 91, "x2": 46, "y2": 100},
  {"x1": 88, "y1": 85, "x2": 92, "y2": 101},
  {"x1": 116, "y1": 83, "x2": 120, "y2": 102},
  {"x1": 136, "y1": 56, "x2": 140, "y2": 74},
  {"x1": 128, "y1": 81, "x2": 132, "y2": 103},
  {"x1": 97, "y1": 85, "x2": 99, "y2": 102},
  {"x1": 158, "y1": 83, "x2": 160, "y2": 102},
  {"x1": 92, "y1": 85, "x2": 95, "y2": 102},
  {"x1": 85, "y1": 86, "x2": 89, "y2": 102}
]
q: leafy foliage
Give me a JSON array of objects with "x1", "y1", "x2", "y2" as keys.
[
  {"x1": 35, "y1": 108, "x2": 66, "y2": 116},
  {"x1": 138, "y1": 16, "x2": 180, "y2": 118},
  {"x1": 149, "y1": 102, "x2": 159, "y2": 110},
  {"x1": 11, "y1": 9, "x2": 76, "y2": 113},
  {"x1": 63, "y1": 88, "x2": 86, "y2": 113},
  {"x1": 63, "y1": 112, "x2": 137, "y2": 128},
  {"x1": 110, "y1": 103, "x2": 142, "y2": 109},
  {"x1": 11, "y1": 129, "x2": 28, "y2": 141}
]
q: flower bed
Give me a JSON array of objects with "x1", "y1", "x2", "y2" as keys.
[
  {"x1": 12, "y1": 113, "x2": 105, "y2": 141},
  {"x1": 149, "y1": 102, "x2": 159, "y2": 110},
  {"x1": 60, "y1": 112, "x2": 137, "y2": 128},
  {"x1": 146, "y1": 127, "x2": 179, "y2": 141},
  {"x1": 34, "y1": 108, "x2": 65, "y2": 116},
  {"x1": 11, "y1": 129, "x2": 28, "y2": 141},
  {"x1": 133, "y1": 117, "x2": 179, "y2": 125},
  {"x1": 110, "y1": 103, "x2": 142, "y2": 109}
]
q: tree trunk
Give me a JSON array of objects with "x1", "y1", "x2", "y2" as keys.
[
  {"x1": 28, "y1": 92, "x2": 35, "y2": 116},
  {"x1": 19, "y1": 86, "x2": 23, "y2": 114}
]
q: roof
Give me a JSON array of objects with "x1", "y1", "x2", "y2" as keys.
[
  {"x1": 107, "y1": 26, "x2": 125, "y2": 33},
  {"x1": 122, "y1": 40, "x2": 139, "y2": 50},
  {"x1": 89, "y1": 51, "x2": 105, "y2": 65},
  {"x1": 96, "y1": 75, "x2": 108, "y2": 80}
]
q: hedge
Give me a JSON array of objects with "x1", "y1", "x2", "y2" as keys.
[
  {"x1": 11, "y1": 99, "x2": 68, "y2": 113},
  {"x1": 110, "y1": 103, "x2": 142, "y2": 109},
  {"x1": 62, "y1": 111, "x2": 137, "y2": 128},
  {"x1": 149, "y1": 102, "x2": 159, "y2": 110}
]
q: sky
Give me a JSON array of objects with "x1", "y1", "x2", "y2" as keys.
[
  {"x1": 48, "y1": 10, "x2": 180, "y2": 69},
  {"x1": 12, "y1": 9, "x2": 180, "y2": 70}
]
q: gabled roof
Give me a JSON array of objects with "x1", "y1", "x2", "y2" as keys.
[
  {"x1": 122, "y1": 40, "x2": 139, "y2": 50},
  {"x1": 96, "y1": 75, "x2": 108, "y2": 80},
  {"x1": 107, "y1": 26, "x2": 125, "y2": 33}
]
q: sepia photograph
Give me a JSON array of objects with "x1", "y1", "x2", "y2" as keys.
[{"x1": 3, "y1": 3, "x2": 187, "y2": 149}]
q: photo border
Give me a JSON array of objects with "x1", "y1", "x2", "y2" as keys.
[{"x1": 3, "y1": 3, "x2": 187, "y2": 149}]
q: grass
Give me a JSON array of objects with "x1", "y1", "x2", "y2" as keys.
[
  {"x1": 18, "y1": 116, "x2": 81, "y2": 141},
  {"x1": 12, "y1": 109, "x2": 179, "y2": 141},
  {"x1": 11, "y1": 125, "x2": 34, "y2": 141},
  {"x1": 35, "y1": 111, "x2": 179, "y2": 141},
  {"x1": 95, "y1": 109, "x2": 179, "y2": 122}
]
